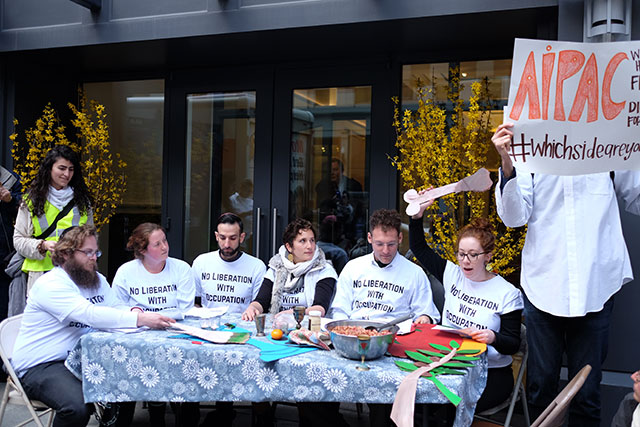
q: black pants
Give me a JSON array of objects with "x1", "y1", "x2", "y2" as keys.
[
  {"x1": 475, "y1": 365, "x2": 514, "y2": 413},
  {"x1": 21, "y1": 361, "x2": 93, "y2": 427}
]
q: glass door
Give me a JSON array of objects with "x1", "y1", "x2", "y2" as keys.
[
  {"x1": 165, "y1": 68, "x2": 274, "y2": 263},
  {"x1": 183, "y1": 91, "x2": 257, "y2": 261},
  {"x1": 288, "y1": 86, "x2": 371, "y2": 271},
  {"x1": 166, "y1": 63, "x2": 395, "y2": 265},
  {"x1": 270, "y1": 64, "x2": 396, "y2": 265}
]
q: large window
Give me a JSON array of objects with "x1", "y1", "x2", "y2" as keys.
[
  {"x1": 290, "y1": 86, "x2": 371, "y2": 268},
  {"x1": 398, "y1": 60, "x2": 511, "y2": 254},
  {"x1": 83, "y1": 80, "x2": 165, "y2": 279},
  {"x1": 183, "y1": 91, "x2": 257, "y2": 264}
]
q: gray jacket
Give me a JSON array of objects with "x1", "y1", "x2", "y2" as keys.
[{"x1": 5, "y1": 251, "x2": 27, "y2": 316}]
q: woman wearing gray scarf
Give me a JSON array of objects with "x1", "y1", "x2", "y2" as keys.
[{"x1": 242, "y1": 218, "x2": 337, "y2": 320}]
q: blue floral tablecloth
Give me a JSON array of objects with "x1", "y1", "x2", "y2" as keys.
[{"x1": 66, "y1": 317, "x2": 487, "y2": 427}]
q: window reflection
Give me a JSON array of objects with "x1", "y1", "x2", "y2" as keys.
[
  {"x1": 399, "y1": 60, "x2": 512, "y2": 254},
  {"x1": 83, "y1": 80, "x2": 164, "y2": 279},
  {"x1": 290, "y1": 87, "x2": 371, "y2": 269},
  {"x1": 184, "y1": 92, "x2": 256, "y2": 263}
]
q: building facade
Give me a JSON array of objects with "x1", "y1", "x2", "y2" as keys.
[{"x1": 0, "y1": 1, "x2": 638, "y2": 424}]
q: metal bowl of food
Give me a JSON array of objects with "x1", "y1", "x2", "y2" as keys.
[{"x1": 325, "y1": 319, "x2": 399, "y2": 361}]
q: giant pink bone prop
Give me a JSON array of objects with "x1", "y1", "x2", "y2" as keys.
[{"x1": 404, "y1": 168, "x2": 493, "y2": 217}]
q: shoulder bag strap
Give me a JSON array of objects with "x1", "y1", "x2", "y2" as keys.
[{"x1": 34, "y1": 200, "x2": 76, "y2": 240}]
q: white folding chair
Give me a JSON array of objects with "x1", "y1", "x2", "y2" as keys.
[
  {"x1": 0, "y1": 314, "x2": 54, "y2": 427},
  {"x1": 475, "y1": 324, "x2": 531, "y2": 427}
]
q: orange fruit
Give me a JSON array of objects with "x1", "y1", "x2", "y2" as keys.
[{"x1": 271, "y1": 329, "x2": 284, "y2": 340}]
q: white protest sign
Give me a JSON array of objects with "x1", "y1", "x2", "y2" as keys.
[{"x1": 505, "y1": 38, "x2": 640, "y2": 175}]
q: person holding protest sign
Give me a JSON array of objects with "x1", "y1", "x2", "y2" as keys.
[
  {"x1": 492, "y1": 122, "x2": 640, "y2": 427},
  {"x1": 409, "y1": 195, "x2": 523, "y2": 412},
  {"x1": 112, "y1": 222, "x2": 196, "y2": 427}
]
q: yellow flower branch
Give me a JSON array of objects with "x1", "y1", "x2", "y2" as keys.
[
  {"x1": 10, "y1": 93, "x2": 126, "y2": 232},
  {"x1": 392, "y1": 67, "x2": 525, "y2": 275}
]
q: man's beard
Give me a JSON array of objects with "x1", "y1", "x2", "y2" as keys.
[
  {"x1": 220, "y1": 246, "x2": 241, "y2": 261},
  {"x1": 64, "y1": 257, "x2": 100, "y2": 290}
]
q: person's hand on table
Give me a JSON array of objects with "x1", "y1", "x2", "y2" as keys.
[
  {"x1": 413, "y1": 315, "x2": 433, "y2": 324},
  {"x1": 463, "y1": 327, "x2": 495, "y2": 344},
  {"x1": 274, "y1": 309, "x2": 293, "y2": 319},
  {"x1": 242, "y1": 303, "x2": 262, "y2": 321},
  {"x1": 137, "y1": 312, "x2": 175, "y2": 329}
]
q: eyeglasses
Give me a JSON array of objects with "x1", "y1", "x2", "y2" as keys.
[
  {"x1": 75, "y1": 249, "x2": 102, "y2": 259},
  {"x1": 372, "y1": 241, "x2": 399, "y2": 249},
  {"x1": 455, "y1": 251, "x2": 487, "y2": 262}
]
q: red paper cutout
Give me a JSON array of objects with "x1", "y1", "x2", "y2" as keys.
[{"x1": 388, "y1": 324, "x2": 463, "y2": 358}]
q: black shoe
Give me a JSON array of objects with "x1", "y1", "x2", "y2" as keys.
[
  {"x1": 200, "y1": 409, "x2": 236, "y2": 427},
  {"x1": 95, "y1": 402, "x2": 120, "y2": 427}
]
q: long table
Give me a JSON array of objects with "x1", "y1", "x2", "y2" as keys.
[{"x1": 66, "y1": 317, "x2": 487, "y2": 427}]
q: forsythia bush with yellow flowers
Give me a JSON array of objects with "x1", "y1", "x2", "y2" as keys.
[
  {"x1": 392, "y1": 67, "x2": 525, "y2": 275},
  {"x1": 10, "y1": 95, "x2": 126, "y2": 232}
]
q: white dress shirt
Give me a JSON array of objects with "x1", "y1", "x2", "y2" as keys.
[{"x1": 496, "y1": 170, "x2": 640, "y2": 317}]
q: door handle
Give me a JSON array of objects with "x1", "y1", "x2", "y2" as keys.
[
  {"x1": 255, "y1": 207, "x2": 261, "y2": 259},
  {"x1": 272, "y1": 208, "x2": 278, "y2": 257}
]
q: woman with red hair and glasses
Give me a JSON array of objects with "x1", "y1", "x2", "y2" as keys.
[{"x1": 409, "y1": 194, "x2": 523, "y2": 413}]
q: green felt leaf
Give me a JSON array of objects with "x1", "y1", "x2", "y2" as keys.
[
  {"x1": 452, "y1": 355, "x2": 480, "y2": 361},
  {"x1": 442, "y1": 361, "x2": 474, "y2": 368},
  {"x1": 427, "y1": 376, "x2": 461, "y2": 406},
  {"x1": 395, "y1": 360, "x2": 418, "y2": 371},
  {"x1": 228, "y1": 333, "x2": 251, "y2": 343},
  {"x1": 439, "y1": 368, "x2": 466, "y2": 375},
  {"x1": 429, "y1": 343, "x2": 451, "y2": 352},
  {"x1": 417, "y1": 349, "x2": 445, "y2": 357},
  {"x1": 405, "y1": 350, "x2": 431, "y2": 363},
  {"x1": 454, "y1": 349, "x2": 482, "y2": 354},
  {"x1": 449, "y1": 340, "x2": 460, "y2": 349}
]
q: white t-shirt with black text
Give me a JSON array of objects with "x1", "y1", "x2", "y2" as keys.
[
  {"x1": 442, "y1": 261, "x2": 523, "y2": 368},
  {"x1": 12, "y1": 267, "x2": 137, "y2": 375},
  {"x1": 192, "y1": 251, "x2": 266, "y2": 314},
  {"x1": 330, "y1": 252, "x2": 440, "y2": 322},
  {"x1": 112, "y1": 257, "x2": 195, "y2": 312}
]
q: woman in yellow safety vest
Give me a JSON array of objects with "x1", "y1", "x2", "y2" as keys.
[{"x1": 13, "y1": 145, "x2": 93, "y2": 292}]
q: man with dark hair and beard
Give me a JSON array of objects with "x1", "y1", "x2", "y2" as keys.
[
  {"x1": 192, "y1": 213, "x2": 266, "y2": 315},
  {"x1": 191, "y1": 213, "x2": 266, "y2": 426},
  {"x1": 11, "y1": 224, "x2": 175, "y2": 427}
]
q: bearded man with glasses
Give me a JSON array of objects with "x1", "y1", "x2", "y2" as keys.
[{"x1": 11, "y1": 225, "x2": 174, "y2": 427}]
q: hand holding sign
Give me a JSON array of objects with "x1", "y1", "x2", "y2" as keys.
[{"x1": 403, "y1": 168, "x2": 493, "y2": 217}]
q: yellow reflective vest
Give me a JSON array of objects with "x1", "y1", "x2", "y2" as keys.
[{"x1": 22, "y1": 199, "x2": 89, "y2": 272}]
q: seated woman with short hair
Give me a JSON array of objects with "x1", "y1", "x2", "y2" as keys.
[
  {"x1": 242, "y1": 218, "x2": 346, "y2": 427},
  {"x1": 242, "y1": 218, "x2": 337, "y2": 320}
]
